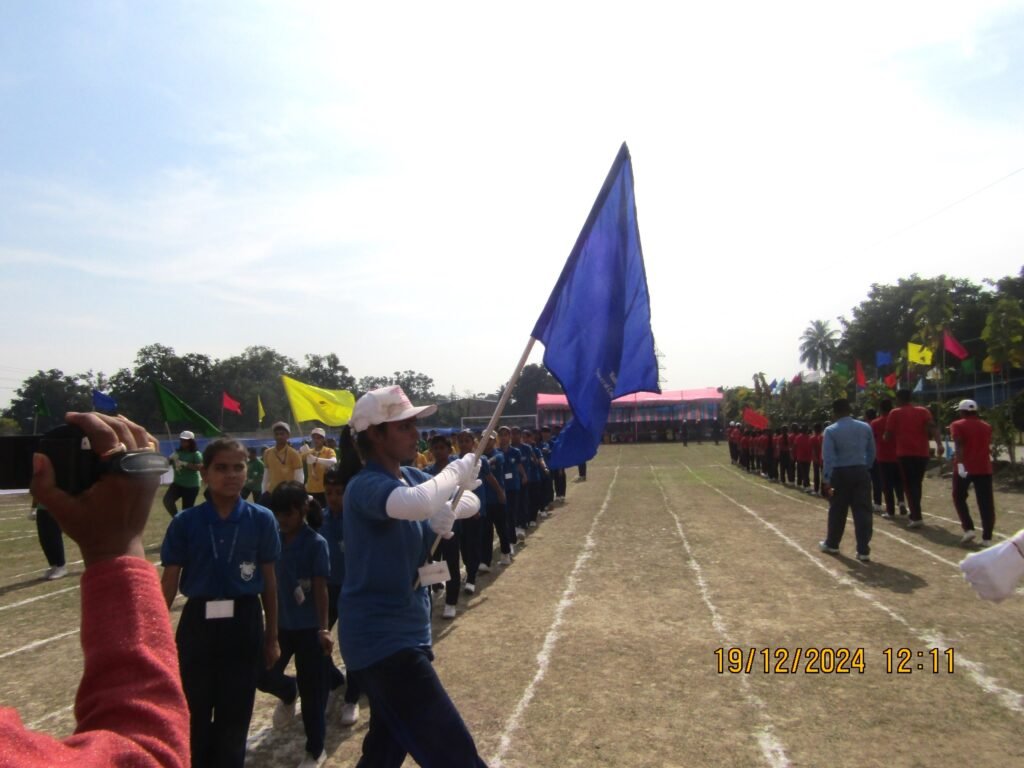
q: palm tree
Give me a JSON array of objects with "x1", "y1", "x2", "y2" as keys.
[{"x1": 799, "y1": 320, "x2": 838, "y2": 372}]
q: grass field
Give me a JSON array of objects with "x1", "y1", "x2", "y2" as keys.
[{"x1": 2, "y1": 443, "x2": 1023, "y2": 767}]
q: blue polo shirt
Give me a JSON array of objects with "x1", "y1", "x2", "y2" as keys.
[
  {"x1": 276, "y1": 525, "x2": 330, "y2": 631},
  {"x1": 484, "y1": 449, "x2": 505, "y2": 505},
  {"x1": 823, "y1": 417, "x2": 876, "y2": 483},
  {"x1": 338, "y1": 462, "x2": 435, "y2": 671},
  {"x1": 319, "y1": 508, "x2": 346, "y2": 587},
  {"x1": 161, "y1": 498, "x2": 280, "y2": 599},
  {"x1": 501, "y1": 445, "x2": 523, "y2": 491},
  {"x1": 526, "y1": 444, "x2": 543, "y2": 482}
]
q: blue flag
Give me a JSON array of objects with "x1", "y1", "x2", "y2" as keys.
[
  {"x1": 91, "y1": 389, "x2": 118, "y2": 412},
  {"x1": 531, "y1": 143, "x2": 659, "y2": 469},
  {"x1": 875, "y1": 351, "x2": 893, "y2": 367},
  {"x1": 913, "y1": 376, "x2": 924, "y2": 393}
]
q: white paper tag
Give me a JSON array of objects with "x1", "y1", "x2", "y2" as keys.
[
  {"x1": 418, "y1": 561, "x2": 450, "y2": 587},
  {"x1": 504, "y1": 473, "x2": 513, "y2": 480},
  {"x1": 294, "y1": 585, "x2": 306, "y2": 605},
  {"x1": 205, "y1": 599, "x2": 234, "y2": 619}
]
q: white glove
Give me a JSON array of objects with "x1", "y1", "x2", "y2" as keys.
[
  {"x1": 428, "y1": 501, "x2": 456, "y2": 539},
  {"x1": 460, "y1": 478, "x2": 483, "y2": 494},
  {"x1": 306, "y1": 453, "x2": 317, "y2": 465},
  {"x1": 959, "y1": 530, "x2": 1024, "y2": 602},
  {"x1": 957, "y1": 463, "x2": 968, "y2": 479},
  {"x1": 451, "y1": 453, "x2": 478, "y2": 486}
]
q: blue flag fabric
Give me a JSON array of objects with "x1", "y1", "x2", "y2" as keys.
[
  {"x1": 531, "y1": 143, "x2": 659, "y2": 469},
  {"x1": 91, "y1": 389, "x2": 118, "y2": 412},
  {"x1": 913, "y1": 376, "x2": 924, "y2": 393},
  {"x1": 875, "y1": 351, "x2": 893, "y2": 367}
]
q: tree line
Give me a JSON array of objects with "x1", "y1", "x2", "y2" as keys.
[{"x1": 0, "y1": 343, "x2": 562, "y2": 435}]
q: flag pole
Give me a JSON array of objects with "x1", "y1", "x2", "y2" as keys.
[{"x1": 415, "y1": 336, "x2": 537, "y2": 586}]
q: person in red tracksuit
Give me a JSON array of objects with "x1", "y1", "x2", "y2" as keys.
[
  {"x1": 885, "y1": 389, "x2": 938, "y2": 529},
  {"x1": 810, "y1": 423, "x2": 824, "y2": 495},
  {"x1": 740, "y1": 431, "x2": 752, "y2": 472},
  {"x1": 793, "y1": 426, "x2": 813, "y2": 492},
  {"x1": 1, "y1": 411, "x2": 189, "y2": 768},
  {"x1": 871, "y1": 400, "x2": 906, "y2": 519}
]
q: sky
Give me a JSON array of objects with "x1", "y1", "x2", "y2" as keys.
[{"x1": 1, "y1": 0, "x2": 1023, "y2": 408}]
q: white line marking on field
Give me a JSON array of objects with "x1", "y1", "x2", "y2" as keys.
[
  {"x1": 720, "y1": 467, "x2": 963, "y2": 569},
  {"x1": 7, "y1": 560, "x2": 84, "y2": 581},
  {"x1": 0, "y1": 585, "x2": 79, "y2": 612},
  {"x1": 490, "y1": 464, "x2": 620, "y2": 768},
  {"x1": 0, "y1": 629, "x2": 79, "y2": 660},
  {"x1": 0, "y1": 534, "x2": 36, "y2": 543},
  {"x1": 685, "y1": 464, "x2": 1024, "y2": 717},
  {"x1": 26, "y1": 703, "x2": 74, "y2": 730},
  {"x1": 651, "y1": 467, "x2": 790, "y2": 768}
]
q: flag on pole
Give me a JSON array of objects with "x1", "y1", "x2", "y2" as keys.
[
  {"x1": 791, "y1": 373, "x2": 804, "y2": 385},
  {"x1": 34, "y1": 393, "x2": 51, "y2": 417},
  {"x1": 855, "y1": 360, "x2": 866, "y2": 389},
  {"x1": 222, "y1": 391, "x2": 242, "y2": 415},
  {"x1": 833, "y1": 362, "x2": 850, "y2": 377},
  {"x1": 531, "y1": 143, "x2": 659, "y2": 470},
  {"x1": 961, "y1": 358, "x2": 975, "y2": 375},
  {"x1": 281, "y1": 375, "x2": 355, "y2": 426},
  {"x1": 258, "y1": 394, "x2": 266, "y2": 424},
  {"x1": 153, "y1": 381, "x2": 222, "y2": 437},
  {"x1": 875, "y1": 351, "x2": 893, "y2": 367},
  {"x1": 883, "y1": 372, "x2": 899, "y2": 388},
  {"x1": 943, "y1": 330, "x2": 968, "y2": 360},
  {"x1": 742, "y1": 407, "x2": 769, "y2": 429},
  {"x1": 982, "y1": 356, "x2": 1001, "y2": 374},
  {"x1": 913, "y1": 376, "x2": 924, "y2": 393},
  {"x1": 907, "y1": 342, "x2": 933, "y2": 365},
  {"x1": 91, "y1": 389, "x2": 118, "y2": 412}
]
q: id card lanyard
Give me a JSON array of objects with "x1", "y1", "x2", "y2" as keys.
[{"x1": 209, "y1": 524, "x2": 239, "y2": 598}]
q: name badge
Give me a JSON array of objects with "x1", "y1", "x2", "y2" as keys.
[
  {"x1": 294, "y1": 585, "x2": 306, "y2": 605},
  {"x1": 205, "y1": 599, "x2": 234, "y2": 619},
  {"x1": 504, "y1": 472, "x2": 513, "y2": 480},
  {"x1": 417, "y1": 561, "x2": 450, "y2": 587}
]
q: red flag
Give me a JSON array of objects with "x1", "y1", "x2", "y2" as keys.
[
  {"x1": 943, "y1": 330, "x2": 968, "y2": 360},
  {"x1": 855, "y1": 360, "x2": 866, "y2": 389},
  {"x1": 742, "y1": 407, "x2": 769, "y2": 429},
  {"x1": 790, "y1": 373, "x2": 802, "y2": 386},
  {"x1": 884, "y1": 372, "x2": 899, "y2": 388},
  {"x1": 222, "y1": 391, "x2": 242, "y2": 415}
]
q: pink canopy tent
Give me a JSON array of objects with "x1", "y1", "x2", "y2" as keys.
[{"x1": 536, "y1": 388, "x2": 723, "y2": 427}]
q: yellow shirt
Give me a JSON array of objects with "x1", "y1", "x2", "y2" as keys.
[
  {"x1": 414, "y1": 452, "x2": 429, "y2": 469},
  {"x1": 304, "y1": 446, "x2": 337, "y2": 494},
  {"x1": 263, "y1": 445, "x2": 303, "y2": 492}
]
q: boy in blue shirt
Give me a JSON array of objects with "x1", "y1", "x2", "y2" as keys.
[
  {"x1": 479, "y1": 432, "x2": 511, "y2": 568},
  {"x1": 498, "y1": 426, "x2": 528, "y2": 543},
  {"x1": 160, "y1": 438, "x2": 281, "y2": 768}
]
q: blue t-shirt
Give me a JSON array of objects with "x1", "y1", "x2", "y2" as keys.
[
  {"x1": 501, "y1": 445, "x2": 523, "y2": 491},
  {"x1": 338, "y1": 462, "x2": 435, "y2": 671},
  {"x1": 460, "y1": 452, "x2": 492, "y2": 503},
  {"x1": 319, "y1": 508, "x2": 346, "y2": 587},
  {"x1": 161, "y1": 498, "x2": 280, "y2": 599},
  {"x1": 275, "y1": 525, "x2": 330, "y2": 631},
  {"x1": 484, "y1": 449, "x2": 505, "y2": 505},
  {"x1": 525, "y1": 444, "x2": 543, "y2": 482}
]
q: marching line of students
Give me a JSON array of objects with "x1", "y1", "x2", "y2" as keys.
[
  {"x1": 725, "y1": 390, "x2": 1000, "y2": 558},
  {"x1": 157, "y1": 388, "x2": 576, "y2": 767}
]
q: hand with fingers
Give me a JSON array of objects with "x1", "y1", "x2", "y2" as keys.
[{"x1": 31, "y1": 412, "x2": 162, "y2": 568}]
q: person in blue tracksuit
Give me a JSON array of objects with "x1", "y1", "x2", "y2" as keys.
[
  {"x1": 336, "y1": 386, "x2": 486, "y2": 767},
  {"x1": 497, "y1": 426, "x2": 527, "y2": 544},
  {"x1": 478, "y1": 432, "x2": 511, "y2": 568},
  {"x1": 160, "y1": 438, "x2": 281, "y2": 768}
]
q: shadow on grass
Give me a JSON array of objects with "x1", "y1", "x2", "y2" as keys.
[{"x1": 834, "y1": 553, "x2": 929, "y2": 594}]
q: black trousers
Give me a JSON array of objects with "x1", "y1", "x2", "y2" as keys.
[
  {"x1": 327, "y1": 584, "x2": 359, "y2": 703},
  {"x1": 898, "y1": 456, "x2": 929, "y2": 521},
  {"x1": 778, "y1": 453, "x2": 792, "y2": 483},
  {"x1": 177, "y1": 596, "x2": 263, "y2": 768},
  {"x1": 35, "y1": 507, "x2": 65, "y2": 567},
  {"x1": 438, "y1": 524, "x2": 463, "y2": 606},
  {"x1": 879, "y1": 461, "x2": 905, "y2": 513},
  {"x1": 163, "y1": 483, "x2": 200, "y2": 518},
  {"x1": 729, "y1": 443, "x2": 739, "y2": 463},
  {"x1": 577, "y1": 462, "x2": 587, "y2": 479},
  {"x1": 257, "y1": 626, "x2": 330, "y2": 757},
  {"x1": 349, "y1": 647, "x2": 487, "y2": 768},
  {"x1": 797, "y1": 461, "x2": 811, "y2": 488},
  {"x1": 813, "y1": 463, "x2": 822, "y2": 494},
  {"x1": 526, "y1": 481, "x2": 542, "y2": 523},
  {"x1": 824, "y1": 466, "x2": 873, "y2": 556},
  {"x1": 480, "y1": 502, "x2": 511, "y2": 564},
  {"x1": 553, "y1": 469, "x2": 567, "y2": 498},
  {"x1": 460, "y1": 515, "x2": 481, "y2": 585},
  {"x1": 952, "y1": 472, "x2": 996, "y2": 539}
]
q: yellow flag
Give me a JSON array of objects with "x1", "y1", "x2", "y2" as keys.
[
  {"x1": 281, "y1": 375, "x2": 355, "y2": 426},
  {"x1": 982, "y1": 356, "x2": 1001, "y2": 374},
  {"x1": 257, "y1": 394, "x2": 266, "y2": 424},
  {"x1": 907, "y1": 342, "x2": 933, "y2": 366}
]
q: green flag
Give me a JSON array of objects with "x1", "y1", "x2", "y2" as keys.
[
  {"x1": 961, "y1": 358, "x2": 975, "y2": 374},
  {"x1": 34, "y1": 393, "x2": 51, "y2": 417},
  {"x1": 833, "y1": 362, "x2": 850, "y2": 377},
  {"x1": 153, "y1": 381, "x2": 222, "y2": 437}
]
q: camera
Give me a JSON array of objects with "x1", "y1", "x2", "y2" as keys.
[{"x1": 0, "y1": 424, "x2": 169, "y2": 494}]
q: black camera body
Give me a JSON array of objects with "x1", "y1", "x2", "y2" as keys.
[{"x1": 1, "y1": 425, "x2": 111, "y2": 494}]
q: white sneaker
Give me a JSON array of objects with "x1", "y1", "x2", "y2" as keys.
[
  {"x1": 960, "y1": 530, "x2": 977, "y2": 545},
  {"x1": 980, "y1": 538, "x2": 993, "y2": 547},
  {"x1": 477, "y1": 563, "x2": 491, "y2": 574},
  {"x1": 45, "y1": 565, "x2": 67, "y2": 581},
  {"x1": 856, "y1": 552, "x2": 871, "y2": 563},
  {"x1": 273, "y1": 698, "x2": 297, "y2": 729},
  {"x1": 340, "y1": 702, "x2": 360, "y2": 726},
  {"x1": 515, "y1": 528, "x2": 526, "y2": 542},
  {"x1": 298, "y1": 751, "x2": 326, "y2": 768},
  {"x1": 463, "y1": 582, "x2": 475, "y2": 594},
  {"x1": 27, "y1": 508, "x2": 37, "y2": 520},
  {"x1": 881, "y1": 513, "x2": 894, "y2": 520},
  {"x1": 818, "y1": 541, "x2": 839, "y2": 554},
  {"x1": 873, "y1": 504, "x2": 884, "y2": 514},
  {"x1": 442, "y1": 604, "x2": 457, "y2": 620},
  {"x1": 499, "y1": 554, "x2": 512, "y2": 566},
  {"x1": 907, "y1": 520, "x2": 924, "y2": 529},
  {"x1": 528, "y1": 521, "x2": 537, "y2": 529}
]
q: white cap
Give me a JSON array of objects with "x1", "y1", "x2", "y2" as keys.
[
  {"x1": 350, "y1": 386, "x2": 437, "y2": 432},
  {"x1": 179, "y1": 431, "x2": 195, "y2": 440},
  {"x1": 957, "y1": 399, "x2": 978, "y2": 412},
  {"x1": 311, "y1": 427, "x2": 326, "y2": 438},
  {"x1": 271, "y1": 421, "x2": 291, "y2": 434}
]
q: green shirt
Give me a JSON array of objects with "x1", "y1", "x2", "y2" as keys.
[
  {"x1": 170, "y1": 450, "x2": 203, "y2": 488},
  {"x1": 246, "y1": 457, "x2": 265, "y2": 490}
]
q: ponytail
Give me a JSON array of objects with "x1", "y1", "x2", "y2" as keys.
[{"x1": 337, "y1": 425, "x2": 364, "y2": 483}]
